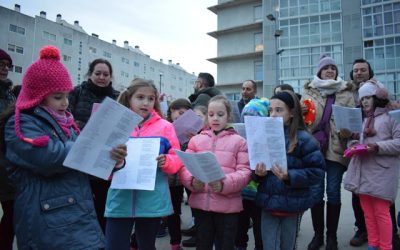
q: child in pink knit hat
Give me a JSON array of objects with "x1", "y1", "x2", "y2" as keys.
[{"x1": 0, "y1": 45, "x2": 127, "y2": 249}]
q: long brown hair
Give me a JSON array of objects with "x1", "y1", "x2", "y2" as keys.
[
  {"x1": 271, "y1": 90, "x2": 306, "y2": 153},
  {"x1": 117, "y1": 78, "x2": 163, "y2": 118}
]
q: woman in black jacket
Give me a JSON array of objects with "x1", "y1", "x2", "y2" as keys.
[{"x1": 68, "y1": 59, "x2": 120, "y2": 232}]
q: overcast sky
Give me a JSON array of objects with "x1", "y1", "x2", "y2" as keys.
[{"x1": 2, "y1": 0, "x2": 217, "y2": 77}]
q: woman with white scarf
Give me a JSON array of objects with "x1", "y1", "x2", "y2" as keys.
[{"x1": 302, "y1": 54, "x2": 355, "y2": 250}]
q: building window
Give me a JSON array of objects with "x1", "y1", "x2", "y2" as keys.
[
  {"x1": 64, "y1": 38, "x2": 72, "y2": 46},
  {"x1": 14, "y1": 66, "x2": 22, "y2": 73},
  {"x1": 121, "y1": 57, "x2": 130, "y2": 64},
  {"x1": 7, "y1": 44, "x2": 24, "y2": 54},
  {"x1": 134, "y1": 62, "x2": 140, "y2": 67},
  {"x1": 226, "y1": 93, "x2": 241, "y2": 101},
  {"x1": 9, "y1": 24, "x2": 25, "y2": 35},
  {"x1": 43, "y1": 31, "x2": 56, "y2": 41},
  {"x1": 63, "y1": 55, "x2": 72, "y2": 62},
  {"x1": 89, "y1": 47, "x2": 97, "y2": 54},
  {"x1": 254, "y1": 5, "x2": 262, "y2": 21},
  {"x1": 254, "y1": 32, "x2": 263, "y2": 51},
  {"x1": 254, "y1": 61, "x2": 263, "y2": 81},
  {"x1": 121, "y1": 71, "x2": 129, "y2": 78},
  {"x1": 103, "y1": 51, "x2": 111, "y2": 58}
]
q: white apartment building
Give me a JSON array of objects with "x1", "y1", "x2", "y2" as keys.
[{"x1": 1, "y1": 4, "x2": 197, "y2": 100}]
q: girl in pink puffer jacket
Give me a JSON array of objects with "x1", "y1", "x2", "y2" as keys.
[{"x1": 180, "y1": 95, "x2": 251, "y2": 250}]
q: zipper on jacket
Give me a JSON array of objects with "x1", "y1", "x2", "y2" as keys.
[{"x1": 206, "y1": 134, "x2": 218, "y2": 211}]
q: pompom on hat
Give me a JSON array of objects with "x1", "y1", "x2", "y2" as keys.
[
  {"x1": 15, "y1": 45, "x2": 73, "y2": 147},
  {"x1": 0, "y1": 49, "x2": 12, "y2": 65},
  {"x1": 241, "y1": 98, "x2": 269, "y2": 118},
  {"x1": 316, "y1": 54, "x2": 338, "y2": 76}
]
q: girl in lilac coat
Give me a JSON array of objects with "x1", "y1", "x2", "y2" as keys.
[
  {"x1": 344, "y1": 81, "x2": 400, "y2": 250},
  {"x1": 180, "y1": 95, "x2": 251, "y2": 250}
]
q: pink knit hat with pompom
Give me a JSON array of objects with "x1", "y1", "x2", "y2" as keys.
[{"x1": 15, "y1": 45, "x2": 73, "y2": 147}]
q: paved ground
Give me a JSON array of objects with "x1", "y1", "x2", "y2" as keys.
[{"x1": 3, "y1": 183, "x2": 400, "y2": 249}]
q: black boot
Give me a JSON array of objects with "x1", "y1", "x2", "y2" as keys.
[
  {"x1": 308, "y1": 202, "x2": 325, "y2": 250},
  {"x1": 326, "y1": 203, "x2": 341, "y2": 250}
]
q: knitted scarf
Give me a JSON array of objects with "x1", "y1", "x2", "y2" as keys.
[
  {"x1": 309, "y1": 76, "x2": 345, "y2": 97},
  {"x1": 41, "y1": 106, "x2": 80, "y2": 138},
  {"x1": 363, "y1": 110, "x2": 376, "y2": 138}
]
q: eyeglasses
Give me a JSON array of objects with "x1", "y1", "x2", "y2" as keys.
[{"x1": 0, "y1": 62, "x2": 13, "y2": 71}]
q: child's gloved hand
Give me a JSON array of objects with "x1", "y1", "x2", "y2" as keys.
[
  {"x1": 255, "y1": 163, "x2": 267, "y2": 177},
  {"x1": 192, "y1": 178, "x2": 205, "y2": 191},
  {"x1": 209, "y1": 180, "x2": 223, "y2": 193},
  {"x1": 156, "y1": 154, "x2": 166, "y2": 168},
  {"x1": 111, "y1": 144, "x2": 127, "y2": 169}
]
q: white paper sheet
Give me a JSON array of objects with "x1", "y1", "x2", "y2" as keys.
[
  {"x1": 389, "y1": 109, "x2": 400, "y2": 123},
  {"x1": 244, "y1": 116, "x2": 287, "y2": 170},
  {"x1": 110, "y1": 138, "x2": 160, "y2": 190},
  {"x1": 232, "y1": 123, "x2": 246, "y2": 139},
  {"x1": 174, "y1": 150, "x2": 225, "y2": 183},
  {"x1": 332, "y1": 105, "x2": 363, "y2": 133},
  {"x1": 63, "y1": 97, "x2": 143, "y2": 180},
  {"x1": 173, "y1": 110, "x2": 204, "y2": 144}
]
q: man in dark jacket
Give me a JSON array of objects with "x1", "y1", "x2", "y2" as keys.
[
  {"x1": 189, "y1": 72, "x2": 221, "y2": 108},
  {"x1": 237, "y1": 80, "x2": 257, "y2": 114},
  {"x1": 0, "y1": 48, "x2": 16, "y2": 250}
]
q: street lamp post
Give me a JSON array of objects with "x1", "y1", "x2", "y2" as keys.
[
  {"x1": 267, "y1": 13, "x2": 284, "y2": 85},
  {"x1": 159, "y1": 73, "x2": 163, "y2": 94}
]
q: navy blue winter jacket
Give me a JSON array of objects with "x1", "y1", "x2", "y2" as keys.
[
  {"x1": 5, "y1": 107, "x2": 105, "y2": 250},
  {"x1": 255, "y1": 129, "x2": 325, "y2": 213}
]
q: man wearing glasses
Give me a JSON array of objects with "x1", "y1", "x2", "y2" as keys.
[{"x1": 189, "y1": 72, "x2": 221, "y2": 108}]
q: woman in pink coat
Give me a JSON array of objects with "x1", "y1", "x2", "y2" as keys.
[{"x1": 180, "y1": 95, "x2": 251, "y2": 250}]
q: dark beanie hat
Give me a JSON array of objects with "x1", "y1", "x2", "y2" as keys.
[
  {"x1": 271, "y1": 91, "x2": 295, "y2": 109},
  {"x1": 198, "y1": 72, "x2": 215, "y2": 87},
  {"x1": 0, "y1": 49, "x2": 12, "y2": 65}
]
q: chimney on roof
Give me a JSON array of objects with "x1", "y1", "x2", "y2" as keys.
[
  {"x1": 124, "y1": 41, "x2": 129, "y2": 49},
  {"x1": 74, "y1": 20, "x2": 79, "y2": 26},
  {"x1": 177, "y1": 63, "x2": 180, "y2": 66},
  {"x1": 92, "y1": 33, "x2": 99, "y2": 38},
  {"x1": 135, "y1": 45, "x2": 139, "y2": 49},
  {"x1": 14, "y1": 4, "x2": 20, "y2": 12},
  {"x1": 160, "y1": 59, "x2": 163, "y2": 63},
  {"x1": 56, "y1": 14, "x2": 62, "y2": 22},
  {"x1": 40, "y1": 11, "x2": 46, "y2": 18},
  {"x1": 168, "y1": 60, "x2": 172, "y2": 65},
  {"x1": 112, "y1": 39, "x2": 116, "y2": 45}
]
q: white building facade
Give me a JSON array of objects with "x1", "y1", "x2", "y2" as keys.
[{"x1": 1, "y1": 4, "x2": 197, "y2": 99}]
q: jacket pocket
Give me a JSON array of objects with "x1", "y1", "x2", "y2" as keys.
[{"x1": 40, "y1": 194, "x2": 87, "y2": 228}]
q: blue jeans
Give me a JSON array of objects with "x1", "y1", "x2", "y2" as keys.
[
  {"x1": 261, "y1": 210, "x2": 301, "y2": 250},
  {"x1": 106, "y1": 217, "x2": 160, "y2": 250},
  {"x1": 311, "y1": 160, "x2": 346, "y2": 205}
]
